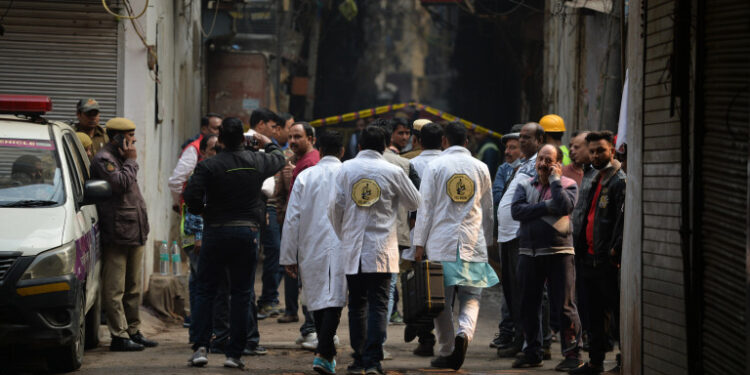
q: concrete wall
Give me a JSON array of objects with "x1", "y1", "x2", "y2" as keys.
[{"x1": 121, "y1": 0, "x2": 202, "y2": 285}]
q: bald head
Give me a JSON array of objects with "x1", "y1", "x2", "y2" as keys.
[{"x1": 569, "y1": 131, "x2": 591, "y2": 165}]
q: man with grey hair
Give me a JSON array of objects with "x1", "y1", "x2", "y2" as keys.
[{"x1": 495, "y1": 122, "x2": 544, "y2": 359}]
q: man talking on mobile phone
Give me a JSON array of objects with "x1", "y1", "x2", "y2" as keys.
[{"x1": 91, "y1": 118, "x2": 157, "y2": 352}]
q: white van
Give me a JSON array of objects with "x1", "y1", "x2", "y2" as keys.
[{"x1": 0, "y1": 95, "x2": 110, "y2": 372}]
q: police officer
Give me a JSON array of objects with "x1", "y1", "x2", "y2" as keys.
[
  {"x1": 73, "y1": 98, "x2": 109, "y2": 155},
  {"x1": 91, "y1": 117, "x2": 157, "y2": 352}
]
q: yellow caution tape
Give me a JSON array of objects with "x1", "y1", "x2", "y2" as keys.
[{"x1": 309, "y1": 102, "x2": 503, "y2": 139}]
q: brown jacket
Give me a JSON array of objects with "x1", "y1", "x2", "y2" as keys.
[{"x1": 91, "y1": 143, "x2": 150, "y2": 246}]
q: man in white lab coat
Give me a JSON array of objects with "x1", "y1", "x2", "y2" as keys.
[
  {"x1": 328, "y1": 125, "x2": 421, "y2": 375},
  {"x1": 413, "y1": 122, "x2": 499, "y2": 371},
  {"x1": 281, "y1": 130, "x2": 347, "y2": 375}
]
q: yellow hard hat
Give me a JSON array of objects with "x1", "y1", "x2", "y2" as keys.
[{"x1": 539, "y1": 114, "x2": 566, "y2": 132}]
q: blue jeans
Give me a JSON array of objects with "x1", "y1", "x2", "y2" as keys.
[
  {"x1": 259, "y1": 205, "x2": 283, "y2": 307},
  {"x1": 347, "y1": 272, "x2": 392, "y2": 369},
  {"x1": 192, "y1": 226, "x2": 259, "y2": 358}
]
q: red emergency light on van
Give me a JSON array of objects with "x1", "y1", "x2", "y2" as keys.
[{"x1": 0, "y1": 94, "x2": 53, "y2": 115}]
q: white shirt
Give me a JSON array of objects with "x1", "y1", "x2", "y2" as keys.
[
  {"x1": 280, "y1": 156, "x2": 347, "y2": 311},
  {"x1": 497, "y1": 153, "x2": 538, "y2": 242},
  {"x1": 168, "y1": 145, "x2": 199, "y2": 204},
  {"x1": 403, "y1": 148, "x2": 442, "y2": 261},
  {"x1": 328, "y1": 150, "x2": 421, "y2": 274},
  {"x1": 410, "y1": 149, "x2": 442, "y2": 177},
  {"x1": 413, "y1": 146, "x2": 493, "y2": 262}
]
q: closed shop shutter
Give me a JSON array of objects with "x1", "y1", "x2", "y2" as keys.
[
  {"x1": 0, "y1": 0, "x2": 119, "y2": 122},
  {"x1": 699, "y1": 0, "x2": 750, "y2": 374}
]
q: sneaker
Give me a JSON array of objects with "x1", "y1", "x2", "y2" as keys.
[
  {"x1": 223, "y1": 356, "x2": 245, "y2": 369},
  {"x1": 497, "y1": 346, "x2": 522, "y2": 358},
  {"x1": 568, "y1": 362, "x2": 604, "y2": 374},
  {"x1": 389, "y1": 311, "x2": 404, "y2": 325},
  {"x1": 555, "y1": 357, "x2": 584, "y2": 371},
  {"x1": 313, "y1": 356, "x2": 337, "y2": 375},
  {"x1": 188, "y1": 347, "x2": 208, "y2": 367},
  {"x1": 490, "y1": 332, "x2": 514, "y2": 348},
  {"x1": 243, "y1": 344, "x2": 268, "y2": 356},
  {"x1": 301, "y1": 332, "x2": 319, "y2": 350},
  {"x1": 382, "y1": 349, "x2": 393, "y2": 360},
  {"x1": 512, "y1": 353, "x2": 543, "y2": 368},
  {"x1": 413, "y1": 341, "x2": 434, "y2": 357},
  {"x1": 346, "y1": 363, "x2": 365, "y2": 375},
  {"x1": 450, "y1": 333, "x2": 468, "y2": 370},
  {"x1": 258, "y1": 304, "x2": 281, "y2": 320},
  {"x1": 430, "y1": 355, "x2": 452, "y2": 368},
  {"x1": 365, "y1": 364, "x2": 384, "y2": 375},
  {"x1": 277, "y1": 313, "x2": 299, "y2": 323}
]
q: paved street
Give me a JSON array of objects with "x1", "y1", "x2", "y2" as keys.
[{"x1": 8, "y1": 266, "x2": 615, "y2": 374}]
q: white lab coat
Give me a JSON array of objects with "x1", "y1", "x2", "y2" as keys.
[
  {"x1": 280, "y1": 156, "x2": 347, "y2": 311},
  {"x1": 413, "y1": 146, "x2": 494, "y2": 262},
  {"x1": 403, "y1": 149, "x2": 442, "y2": 261},
  {"x1": 328, "y1": 150, "x2": 421, "y2": 274}
]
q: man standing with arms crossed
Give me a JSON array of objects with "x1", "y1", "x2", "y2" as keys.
[
  {"x1": 328, "y1": 125, "x2": 420, "y2": 375},
  {"x1": 413, "y1": 122, "x2": 498, "y2": 371}
]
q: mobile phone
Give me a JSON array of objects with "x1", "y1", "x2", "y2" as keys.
[{"x1": 112, "y1": 134, "x2": 125, "y2": 150}]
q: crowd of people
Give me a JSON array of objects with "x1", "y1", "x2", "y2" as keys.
[{"x1": 79, "y1": 98, "x2": 626, "y2": 375}]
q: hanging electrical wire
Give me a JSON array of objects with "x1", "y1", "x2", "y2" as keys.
[
  {"x1": 102, "y1": 0, "x2": 147, "y2": 20},
  {"x1": 198, "y1": 0, "x2": 220, "y2": 38},
  {"x1": 119, "y1": 0, "x2": 160, "y2": 83}
]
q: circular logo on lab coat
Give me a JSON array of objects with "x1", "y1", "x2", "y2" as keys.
[
  {"x1": 446, "y1": 174, "x2": 475, "y2": 203},
  {"x1": 352, "y1": 178, "x2": 381, "y2": 207}
]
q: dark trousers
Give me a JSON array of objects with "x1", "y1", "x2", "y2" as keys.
[
  {"x1": 500, "y1": 239, "x2": 524, "y2": 348},
  {"x1": 300, "y1": 306, "x2": 316, "y2": 336},
  {"x1": 576, "y1": 259, "x2": 591, "y2": 333},
  {"x1": 283, "y1": 272, "x2": 300, "y2": 315},
  {"x1": 192, "y1": 226, "x2": 259, "y2": 358},
  {"x1": 187, "y1": 243, "x2": 231, "y2": 348},
  {"x1": 313, "y1": 307, "x2": 343, "y2": 360},
  {"x1": 581, "y1": 263, "x2": 620, "y2": 365},
  {"x1": 259, "y1": 205, "x2": 283, "y2": 307},
  {"x1": 347, "y1": 272, "x2": 392, "y2": 369},
  {"x1": 518, "y1": 253, "x2": 581, "y2": 360}
]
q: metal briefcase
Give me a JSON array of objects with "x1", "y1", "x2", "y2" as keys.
[{"x1": 401, "y1": 260, "x2": 445, "y2": 325}]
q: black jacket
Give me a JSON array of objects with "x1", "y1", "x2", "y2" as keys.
[
  {"x1": 573, "y1": 160, "x2": 626, "y2": 267},
  {"x1": 184, "y1": 144, "x2": 285, "y2": 225}
]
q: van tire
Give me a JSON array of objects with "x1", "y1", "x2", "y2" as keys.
[
  {"x1": 84, "y1": 291, "x2": 101, "y2": 349},
  {"x1": 48, "y1": 292, "x2": 85, "y2": 373}
]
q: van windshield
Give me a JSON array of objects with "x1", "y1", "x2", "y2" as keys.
[{"x1": 0, "y1": 138, "x2": 64, "y2": 207}]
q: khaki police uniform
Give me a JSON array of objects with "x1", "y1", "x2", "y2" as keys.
[{"x1": 90, "y1": 117, "x2": 150, "y2": 339}]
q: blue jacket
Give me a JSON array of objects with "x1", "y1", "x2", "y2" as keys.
[{"x1": 511, "y1": 174, "x2": 578, "y2": 256}]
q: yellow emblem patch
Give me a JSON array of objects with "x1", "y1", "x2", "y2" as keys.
[
  {"x1": 446, "y1": 174, "x2": 475, "y2": 203},
  {"x1": 105, "y1": 162, "x2": 115, "y2": 172},
  {"x1": 352, "y1": 178, "x2": 381, "y2": 207}
]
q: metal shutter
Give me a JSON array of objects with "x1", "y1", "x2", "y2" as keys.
[
  {"x1": 0, "y1": 0, "x2": 119, "y2": 122},
  {"x1": 699, "y1": 0, "x2": 750, "y2": 374}
]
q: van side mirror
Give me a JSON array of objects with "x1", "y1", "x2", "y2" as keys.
[{"x1": 82, "y1": 180, "x2": 111, "y2": 205}]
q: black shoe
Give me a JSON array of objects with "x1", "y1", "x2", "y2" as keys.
[
  {"x1": 555, "y1": 357, "x2": 584, "y2": 371},
  {"x1": 346, "y1": 363, "x2": 365, "y2": 375},
  {"x1": 404, "y1": 324, "x2": 417, "y2": 343},
  {"x1": 450, "y1": 333, "x2": 468, "y2": 370},
  {"x1": 130, "y1": 331, "x2": 158, "y2": 348},
  {"x1": 243, "y1": 344, "x2": 268, "y2": 356},
  {"x1": 110, "y1": 336, "x2": 145, "y2": 352},
  {"x1": 412, "y1": 341, "x2": 434, "y2": 357},
  {"x1": 512, "y1": 353, "x2": 543, "y2": 368},
  {"x1": 490, "y1": 332, "x2": 513, "y2": 349},
  {"x1": 569, "y1": 362, "x2": 604, "y2": 374},
  {"x1": 497, "y1": 346, "x2": 522, "y2": 358},
  {"x1": 430, "y1": 356, "x2": 452, "y2": 369}
]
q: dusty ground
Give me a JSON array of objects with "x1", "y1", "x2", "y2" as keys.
[{"x1": 7, "y1": 267, "x2": 616, "y2": 374}]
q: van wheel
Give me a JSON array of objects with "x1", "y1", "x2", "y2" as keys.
[
  {"x1": 84, "y1": 292, "x2": 101, "y2": 349},
  {"x1": 48, "y1": 292, "x2": 85, "y2": 373}
]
